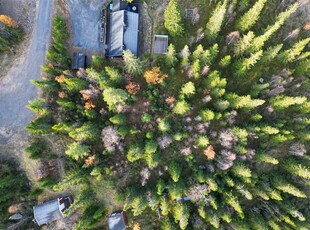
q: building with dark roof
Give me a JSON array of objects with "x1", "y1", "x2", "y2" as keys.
[
  {"x1": 33, "y1": 197, "x2": 72, "y2": 226},
  {"x1": 106, "y1": 1, "x2": 139, "y2": 57},
  {"x1": 112, "y1": 0, "x2": 128, "y2": 12},
  {"x1": 108, "y1": 211, "x2": 126, "y2": 230},
  {"x1": 72, "y1": 53, "x2": 86, "y2": 70}
]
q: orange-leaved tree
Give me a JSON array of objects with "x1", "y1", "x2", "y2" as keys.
[{"x1": 144, "y1": 67, "x2": 168, "y2": 84}]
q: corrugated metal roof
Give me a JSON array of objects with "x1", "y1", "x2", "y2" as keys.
[
  {"x1": 154, "y1": 35, "x2": 169, "y2": 54},
  {"x1": 108, "y1": 10, "x2": 139, "y2": 57},
  {"x1": 33, "y1": 199, "x2": 63, "y2": 226},
  {"x1": 108, "y1": 212, "x2": 126, "y2": 230},
  {"x1": 109, "y1": 11, "x2": 125, "y2": 56},
  {"x1": 124, "y1": 11, "x2": 139, "y2": 56}
]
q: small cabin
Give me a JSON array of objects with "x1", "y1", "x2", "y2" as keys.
[
  {"x1": 108, "y1": 211, "x2": 126, "y2": 230},
  {"x1": 154, "y1": 35, "x2": 169, "y2": 54},
  {"x1": 72, "y1": 53, "x2": 86, "y2": 70},
  {"x1": 33, "y1": 196, "x2": 72, "y2": 226}
]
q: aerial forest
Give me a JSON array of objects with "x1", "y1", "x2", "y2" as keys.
[{"x1": 26, "y1": 0, "x2": 309, "y2": 229}]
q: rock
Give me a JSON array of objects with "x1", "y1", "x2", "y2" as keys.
[{"x1": 9, "y1": 213, "x2": 23, "y2": 220}]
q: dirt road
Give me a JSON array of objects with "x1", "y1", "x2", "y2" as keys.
[
  {"x1": 0, "y1": 0, "x2": 53, "y2": 182},
  {"x1": 0, "y1": 0, "x2": 52, "y2": 143}
]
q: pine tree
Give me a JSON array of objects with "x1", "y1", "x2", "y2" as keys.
[
  {"x1": 259, "y1": 44, "x2": 283, "y2": 64},
  {"x1": 234, "y1": 50, "x2": 263, "y2": 77},
  {"x1": 164, "y1": 0, "x2": 184, "y2": 37},
  {"x1": 192, "y1": 44, "x2": 204, "y2": 60},
  {"x1": 273, "y1": 176, "x2": 306, "y2": 198},
  {"x1": 205, "y1": 0, "x2": 227, "y2": 42},
  {"x1": 168, "y1": 161, "x2": 182, "y2": 182},
  {"x1": 200, "y1": 109, "x2": 215, "y2": 121},
  {"x1": 180, "y1": 81, "x2": 195, "y2": 97},
  {"x1": 227, "y1": 93, "x2": 265, "y2": 110},
  {"x1": 69, "y1": 122, "x2": 101, "y2": 142},
  {"x1": 231, "y1": 162, "x2": 252, "y2": 178},
  {"x1": 25, "y1": 117, "x2": 53, "y2": 134},
  {"x1": 282, "y1": 158, "x2": 310, "y2": 179},
  {"x1": 250, "y1": 3, "x2": 298, "y2": 52},
  {"x1": 27, "y1": 98, "x2": 50, "y2": 116},
  {"x1": 166, "y1": 44, "x2": 177, "y2": 67},
  {"x1": 62, "y1": 77, "x2": 89, "y2": 93},
  {"x1": 65, "y1": 142, "x2": 90, "y2": 160},
  {"x1": 233, "y1": 31, "x2": 255, "y2": 56},
  {"x1": 157, "y1": 179, "x2": 166, "y2": 195},
  {"x1": 173, "y1": 203, "x2": 190, "y2": 230},
  {"x1": 123, "y1": 50, "x2": 144, "y2": 75},
  {"x1": 255, "y1": 153, "x2": 279, "y2": 164},
  {"x1": 236, "y1": 0, "x2": 267, "y2": 32},
  {"x1": 160, "y1": 196, "x2": 170, "y2": 216},
  {"x1": 173, "y1": 100, "x2": 190, "y2": 115},
  {"x1": 103, "y1": 87, "x2": 129, "y2": 111},
  {"x1": 109, "y1": 114, "x2": 128, "y2": 125},
  {"x1": 224, "y1": 192, "x2": 244, "y2": 217},
  {"x1": 278, "y1": 38, "x2": 310, "y2": 63},
  {"x1": 269, "y1": 95, "x2": 307, "y2": 110}
]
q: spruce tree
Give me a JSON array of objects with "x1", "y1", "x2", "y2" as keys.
[
  {"x1": 236, "y1": 0, "x2": 267, "y2": 32},
  {"x1": 205, "y1": 0, "x2": 227, "y2": 42},
  {"x1": 164, "y1": 0, "x2": 184, "y2": 37},
  {"x1": 123, "y1": 50, "x2": 144, "y2": 75}
]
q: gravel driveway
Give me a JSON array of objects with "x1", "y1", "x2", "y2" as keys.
[
  {"x1": 0, "y1": 0, "x2": 53, "y2": 144},
  {"x1": 67, "y1": 0, "x2": 107, "y2": 50}
]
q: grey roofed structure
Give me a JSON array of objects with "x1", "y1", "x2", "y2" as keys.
[
  {"x1": 33, "y1": 199, "x2": 63, "y2": 226},
  {"x1": 72, "y1": 53, "x2": 86, "y2": 70},
  {"x1": 107, "y1": 10, "x2": 139, "y2": 57},
  {"x1": 154, "y1": 35, "x2": 169, "y2": 54},
  {"x1": 112, "y1": 0, "x2": 128, "y2": 12},
  {"x1": 108, "y1": 212, "x2": 126, "y2": 230}
]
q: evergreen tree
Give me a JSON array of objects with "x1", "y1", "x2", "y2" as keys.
[
  {"x1": 103, "y1": 87, "x2": 129, "y2": 111},
  {"x1": 273, "y1": 176, "x2": 306, "y2": 198},
  {"x1": 269, "y1": 95, "x2": 307, "y2": 110},
  {"x1": 260, "y1": 44, "x2": 283, "y2": 64},
  {"x1": 173, "y1": 100, "x2": 190, "y2": 115},
  {"x1": 231, "y1": 162, "x2": 252, "y2": 178},
  {"x1": 233, "y1": 31, "x2": 255, "y2": 56},
  {"x1": 234, "y1": 50, "x2": 263, "y2": 77},
  {"x1": 166, "y1": 44, "x2": 178, "y2": 67},
  {"x1": 168, "y1": 161, "x2": 182, "y2": 182},
  {"x1": 224, "y1": 192, "x2": 244, "y2": 217},
  {"x1": 27, "y1": 98, "x2": 50, "y2": 116},
  {"x1": 65, "y1": 142, "x2": 90, "y2": 160},
  {"x1": 123, "y1": 50, "x2": 144, "y2": 75},
  {"x1": 278, "y1": 38, "x2": 310, "y2": 63},
  {"x1": 205, "y1": 0, "x2": 227, "y2": 42},
  {"x1": 180, "y1": 81, "x2": 196, "y2": 97},
  {"x1": 236, "y1": 0, "x2": 267, "y2": 32},
  {"x1": 173, "y1": 203, "x2": 190, "y2": 230},
  {"x1": 250, "y1": 3, "x2": 298, "y2": 52},
  {"x1": 164, "y1": 0, "x2": 184, "y2": 37},
  {"x1": 282, "y1": 159, "x2": 310, "y2": 179}
]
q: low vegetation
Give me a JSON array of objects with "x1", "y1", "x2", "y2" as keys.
[{"x1": 0, "y1": 15, "x2": 23, "y2": 52}]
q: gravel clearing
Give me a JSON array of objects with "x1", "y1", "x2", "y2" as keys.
[{"x1": 67, "y1": 0, "x2": 107, "y2": 50}]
